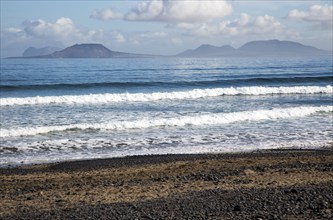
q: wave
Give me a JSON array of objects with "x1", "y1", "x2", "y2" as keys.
[
  {"x1": 1, "y1": 106, "x2": 332, "y2": 138},
  {"x1": 1, "y1": 85, "x2": 332, "y2": 107},
  {"x1": 1, "y1": 75, "x2": 332, "y2": 91},
  {"x1": 0, "y1": 82, "x2": 156, "y2": 91}
]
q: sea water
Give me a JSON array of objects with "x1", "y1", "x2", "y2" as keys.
[{"x1": 0, "y1": 57, "x2": 332, "y2": 166}]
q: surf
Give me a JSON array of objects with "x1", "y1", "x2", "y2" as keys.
[
  {"x1": 1, "y1": 105, "x2": 332, "y2": 138},
  {"x1": 1, "y1": 85, "x2": 332, "y2": 107}
]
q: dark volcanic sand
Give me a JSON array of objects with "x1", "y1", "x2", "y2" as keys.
[{"x1": 1, "y1": 149, "x2": 333, "y2": 219}]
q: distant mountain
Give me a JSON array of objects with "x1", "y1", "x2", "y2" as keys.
[
  {"x1": 30, "y1": 44, "x2": 156, "y2": 58},
  {"x1": 177, "y1": 40, "x2": 331, "y2": 57},
  {"x1": 177, "y1": 44, "x2": 236, "y2": 57},
  {"x1": 22, "y1": 46, "x2": 60, "y2": 57},
  {"x1": 11, "y1": 40, "x2": 332, "y2": 59},
  {"x1": 238, "y1": 40, "x2": 330, "y2": 56}
]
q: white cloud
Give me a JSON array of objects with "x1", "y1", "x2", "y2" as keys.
[
  {"x1": 176, "y1": 13, "x2": 283, "y2": 37},
  {"x1": 90, "y1": 8, "x2": 123, "y2": 21},
  {"x1": 18, "y1": 17, "x2": 127, "y2": 45},
  {"x1": 180, "y1": 23, "x2": 218, "y2": 37},
  {"x1": 288, "y1": 4, "x2": 333, "y2": 29},
  {"x1": 236, "y1": 13, "x2": 250, "y2": 26},
  {"x1": 23, "y1": 17, "x2": 82, "y2": 41},
  {"x1": 126, "y1": 0, "x2": 163, "y2": 21},
  {"x1": 1, "y1": 17, "x2": 128, "y2": 57},
  {"x1": 125, "y1": 0, "x2": 232, "y2": 23},
  {"x1": 251, "y1": 15, "x2": 283, "y2": 34}
]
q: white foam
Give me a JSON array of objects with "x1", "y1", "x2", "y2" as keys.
[
  {"x1": 1, "y1": 139, "x2": 332, "y2": 167},
  {"x1": 1, "y1": 105, "x2": 332, "y2": 138},
  {"x1": 1, "y1": 85, "x2": 332, "y2": 107}
]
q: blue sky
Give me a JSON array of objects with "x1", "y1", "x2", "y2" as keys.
[{"x1": 1, "y1": 0, "x2": 332, "y2": 57}]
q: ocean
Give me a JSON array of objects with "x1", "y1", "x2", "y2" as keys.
[{"x1": 0, "y1": 57, "x2": 332, "y2": 166}]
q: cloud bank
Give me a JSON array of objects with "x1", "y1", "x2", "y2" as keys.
[
  {"x1": 1, "y1": 17, "x2": 126, "y2": 57},
  {"x1": 22, "y1": 17, "x2": 82, "y2": 41},
  {"x1": 288, "y1": 4, "x2": 333, "y2": 29},
  {"x1": 4, "y1": 17, "x2": 127, "y2": 45},
  {"x1": 175, "y1": 13, "x2": 283, "y2": 37},
  {"x1": 100, "y1": 0, "x2": 233, "y2": 23},
  {"x1": 2, "y1": 1, "x2": 332, "y2": 57},
  {"x1": 90, "y1": 0, "x2": 232, "y2": 23}
]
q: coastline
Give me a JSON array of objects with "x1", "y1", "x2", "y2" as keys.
[{"x1": 1, "y1": 148, "x2": 333, "y2": 219}]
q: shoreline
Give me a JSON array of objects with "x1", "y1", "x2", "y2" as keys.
[
  {"x1": 1, "y1": 148, "x2": 333, "y2": 219},
  {"x1": 2, "y1": 146, "x2": 332, "y2": 170}
]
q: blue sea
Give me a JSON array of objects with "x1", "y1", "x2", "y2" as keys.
[{"x1": 1, "y1": 57, "x2": 332, "y2": 166}]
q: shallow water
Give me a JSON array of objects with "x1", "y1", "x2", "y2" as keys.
[{"x1": 1, "y1": 57, "x2": 332, "y2": 166}]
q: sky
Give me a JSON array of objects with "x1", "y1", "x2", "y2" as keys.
[{"x1": 1, "y1": 0, "x2": 332, "y2": 57}]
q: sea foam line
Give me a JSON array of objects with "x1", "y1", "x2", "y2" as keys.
[
  {"x1": 1, "y1": 85, "x2": 332, "y2": 107},
  {"x1": 1, "y1": 106, "x2": 332, "y2": 138}
]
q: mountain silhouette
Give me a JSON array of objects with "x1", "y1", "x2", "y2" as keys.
[
  {"x1": 34, "y1": 44, "x2": 156, "y2": 58},
  {"x1": 15, "y1": 40, "x2": 332, "y2": 59},
  {"x1": 177, "y1": 40, "x2": 331, "y2": 57},
  {"x1": 23, "y1": 46, "x2": 60, "y2": 57}
]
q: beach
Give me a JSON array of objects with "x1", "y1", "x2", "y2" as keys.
[
  {"x1": 1, "y1": 1, "x2": 333, "y2": 218},
  {"x1": 1, "y1": 148, "x2": 333, "y2": 219}
]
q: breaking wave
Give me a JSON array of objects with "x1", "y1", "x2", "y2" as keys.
[
  {"x1": 1, "y1": 85, "x2": 332, "y2": 107},
  {"x1": 1, "y1": 105, "x2": 332, "y2": 138}
]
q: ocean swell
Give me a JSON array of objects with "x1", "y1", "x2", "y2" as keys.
[
  {"x1": 1, "y1": 85, "x2": 332, "y2": 107},
  {"x1": 1, "y1": 105, "x2": 332, "y2": 138}
]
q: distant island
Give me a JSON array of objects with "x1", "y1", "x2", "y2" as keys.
[
  {"x1": 20, "y1": 44, "x2": 157, "y2": 59},
  {"x1": 177, "y1": 40, "x2": 331, "y2": 57},
  {"x1": 23, "y1": 46, "x2": 61, "y2": 57},
  {"x1": 13, "y1": 40, "x2": 332, "y2": 59}
]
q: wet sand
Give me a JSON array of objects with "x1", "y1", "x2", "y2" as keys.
[{"x1": 1, "y1": 149, "x2": 333, "y2": 219}]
